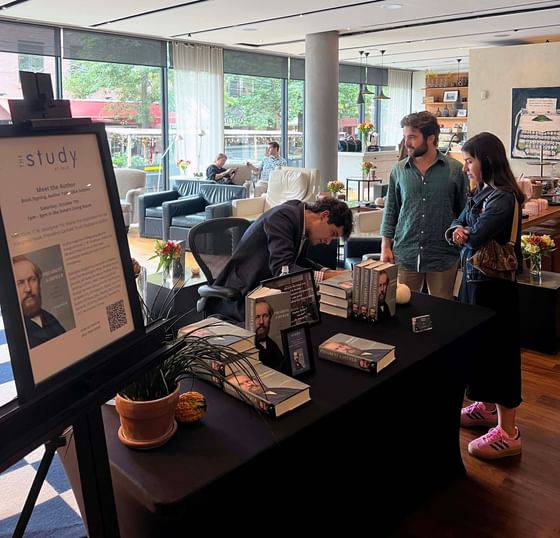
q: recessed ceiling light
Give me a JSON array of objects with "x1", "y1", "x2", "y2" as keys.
[
  {"x1": 494, "y1": 33, "x2": 510, "y2": 38},
  {"x1": 381, "y1": 3, "x2": 404, "y2": 9},
  {"x1": 242, "y1": 27, "x2": 259, "y2": 31}
]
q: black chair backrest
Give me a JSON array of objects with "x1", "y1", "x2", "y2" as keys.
[{"x1": 188, "y1": 217, "x2": 251, "y2": 285}]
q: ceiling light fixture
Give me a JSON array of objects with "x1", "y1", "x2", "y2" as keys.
[
  {"x1": 362, "y1": 51, "x2": 373, "y2": 96},
  {"x1": 381, "y1": 3, "x2": 403, "y2": 9},
  {"x1": 356, "y1": 50, "x2": 365, "y2": 105},
  {"x1": 374, "y1": 50, "x2": 391, "y2": 100}
]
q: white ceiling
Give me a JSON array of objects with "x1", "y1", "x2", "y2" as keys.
[{"x1": 1, "y1": 0, "x2": 560, "y2": 71}]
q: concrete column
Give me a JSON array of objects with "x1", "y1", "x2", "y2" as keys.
[{"x1": 305, "y1": 31, "x2": 339, "y2": 192}]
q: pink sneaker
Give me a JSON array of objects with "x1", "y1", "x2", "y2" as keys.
[
  {"x1": 468, "y1": 426, "x2": 522, "y2": 460},
  {"x1": 460, "y1": 401, "x2": 497, "y2": 428}
]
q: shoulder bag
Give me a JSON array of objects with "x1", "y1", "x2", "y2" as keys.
[{"x1": 468, "y1": 198, "x2": 519, "y2": 281}]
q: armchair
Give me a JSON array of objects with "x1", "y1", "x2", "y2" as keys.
[
  {"x1": 164, "y1": 184, "x2": 248, "y2": 245},
  {"x1": 343, "y1": 209, "x2": 384, "y2": 269},
  {"x1": 114, "y1": 168, "x2": 146, "y2": 226},
  {"x1": 138, "y1": 179, "x2": 213, "y2": 238},
  {"x1": 232, "y1": 166, "x2": 320, "y2": 220}
]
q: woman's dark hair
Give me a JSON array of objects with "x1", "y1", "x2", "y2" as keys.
[
  {"x1": 462, "y1": 132, "x2": 525, "y2": 204},
  {"x1": 305, "y1": 198, "x2": 353, "y2": 239},
  {"x1": 400, "y1": 111, "x2": 440, "y2": 146}
]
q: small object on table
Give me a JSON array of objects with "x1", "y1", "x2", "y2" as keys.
[
  {"x1": 374, "y1": 197, "x2": 385, "y2": 207},
  {"x1": 175, "y1": 391, "x2": 207, "y2": 423},
  {"x1": 191, "y1": 265, "x2": 200, "y2": 277},
  {"x1": 411, "y1": 314, "x2": 432, "y2": 333},
  {"x1": 396, "y1": 283, "x2": 411, "y2": 304}
]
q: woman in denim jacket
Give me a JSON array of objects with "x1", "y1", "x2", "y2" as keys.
[{"x1": 445, "y1": 132, "x2": 525, "y2": 461}]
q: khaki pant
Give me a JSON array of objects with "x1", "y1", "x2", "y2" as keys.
[{"x1": 398, "y1": 261, "x2": 459, "y2": 300}]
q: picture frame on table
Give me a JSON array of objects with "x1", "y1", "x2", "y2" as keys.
[
  {"x1": 457, "y1": 109, "x2": 468, "y2": 117},
  {"x1": 281, "y1": 323, "x2": 314, "y2": 377},
  {"x1": 443, "y1": 90, "x2": 459, "y2": 102}
]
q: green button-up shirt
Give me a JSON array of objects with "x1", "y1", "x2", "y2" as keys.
[{"x1": 380, "y1": 151, "x2": 467, "y2": 272}]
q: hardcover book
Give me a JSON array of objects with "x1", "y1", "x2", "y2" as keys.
[
  {"x1": 318, "y1": 333, "x2": 396, "y2": 374},
  {"x1": 369, "y1": 263, "x2": 398, "y2": 322},
  {"x1": 319, "y1": 272, "x2": 353, "y2": 299},
  {"x1": 319, "y1": 302, "x2": 351, "y2": 318},
  {"x1": 223, "y1": 362, "x2": 311, "y2": 417},
  {"x1": 245, "y1": 287, "x2": 291, "y2": 371},
  {"x1": 178, "y1": 318, "x2": 256, "y2": 354}
]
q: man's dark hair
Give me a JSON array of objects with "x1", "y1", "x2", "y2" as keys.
[
  {"x1": 268, "y1": 141, "x2": 280, "y2": 151},
  {"x1": 400, "y1": 111, "x2": 440, "y2": 146},
  {"x1": 305, "y1": 198, "x2": 353, "y2": 239}
]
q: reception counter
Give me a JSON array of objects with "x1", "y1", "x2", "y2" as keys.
[{"x1": 338, "y1": 150, "x2": 399, "y2": 182}]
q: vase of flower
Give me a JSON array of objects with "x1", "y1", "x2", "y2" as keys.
[
  {"x1": 150, "y1": 240, "x2": 183, "y2": 286},
  {"x1": 529, "y1": 254, "x2": 542, "y2": 280},
  {"x1": 326, "y1": 180, "x2": 345, "y2": 198},
  {"x1": 357, "y1": 122, "x2": 373, "y2": 152},
  {"x1": 177, "y1": 159, "x2": 191, "y2": 176},
  {"x1": 521, "y1": 233, "x2": 556, "y2": 282}
]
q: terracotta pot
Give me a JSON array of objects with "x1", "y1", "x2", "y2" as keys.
[{"x1": 115, "y1": 385, "x2": 180, "y2": 449}]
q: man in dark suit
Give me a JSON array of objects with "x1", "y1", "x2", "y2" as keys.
[
  {"x1": 254, "y1": 298, "x2": 285, "y2": 372},
  {"x1": 213, "y1": 198, "x2": 353, "y2": 321}
]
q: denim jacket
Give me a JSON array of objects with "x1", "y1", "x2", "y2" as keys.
[{"x1": 445, "y1": 186, "x2": 522, "y2": 282}]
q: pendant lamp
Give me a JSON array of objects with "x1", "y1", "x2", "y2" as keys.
[
  {"x1": 362, "y1": 51, "x2": 373, "y2": 96},
  {"x1": 374, "y1": 50, "x2": 391, "y2": 100},
  {"x1": 356, "y1": 50, "x2": 365, "y2": 105}
]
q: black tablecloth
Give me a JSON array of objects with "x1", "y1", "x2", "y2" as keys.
[{"x1": 95, "y1": 292, "x2": 493, "y2": 535}]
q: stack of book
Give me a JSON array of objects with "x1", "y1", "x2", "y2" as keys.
[
  {"x1": 178, "y1": 318, "x2": 310, "y2": 417},
  {"x1": 351, "y1": 260, "x2": 398, "y2": 322},
  {"x1": 318, "y1": 272, "x2": 354, "y2": 318}
]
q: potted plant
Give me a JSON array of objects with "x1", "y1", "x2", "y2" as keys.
[
  {"x1": 115, "y1": 322, "x2": 259, "y2": 449},
  {"x1": 176, "y1": 159, "x2": 191, "y2": 176},
  {"x1": 326, "y1": 180, "x2": 345, "y2": 199}
]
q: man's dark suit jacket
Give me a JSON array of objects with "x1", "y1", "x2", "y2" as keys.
[
  {"x1": 25, "y1": 309, "x2": 66, "y2": 349},
  {"x1": 257, "y1": 336, "x2": 286, "y2": 373},
  {"x1": 213, "y1": 200, "x2": 321, "y2": 321}
]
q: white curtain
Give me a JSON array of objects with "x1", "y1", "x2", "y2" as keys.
[
  {"x1": 379, "y1": 69, "x2": 413, "y2": 148},
  {"x1": 173, "y1": 42, "x2": 223, "y2": 175}
]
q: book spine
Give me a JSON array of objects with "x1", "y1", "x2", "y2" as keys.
[
  {"x1": 318, "y1": 348, "x2": 369, "y2": 372},
  {"x1": 351, "y1": 264, "x2": 361, "y2": 317}
]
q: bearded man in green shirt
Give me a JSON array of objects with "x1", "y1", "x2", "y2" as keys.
[{"x1": 380, "y1": 111, "x2": 468, "y2": 300}]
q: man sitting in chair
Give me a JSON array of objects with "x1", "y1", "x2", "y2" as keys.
[
  {"x1": 213, "y1": 198, "x2": 353, "y2": 321},
  {"x1": 247, "y1": 141, "x2": 287, "y2": 181},
  {"x1": 206, "y1": 153, "x2": 236, "y2": 184}
]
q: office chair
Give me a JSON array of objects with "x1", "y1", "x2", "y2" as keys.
[{"x1": 188, "y1": 217, "x2": 251, "y2": 317}]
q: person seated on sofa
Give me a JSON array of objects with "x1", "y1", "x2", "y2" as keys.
[
  {"x1": 206, "y1": 153, "x2": 236, "y2": 184},
  {"x1": 247, "y1": 141, "x2": 287, "y2": 181}
]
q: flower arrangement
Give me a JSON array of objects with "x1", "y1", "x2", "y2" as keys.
[
  {"x1": 361, "y1": 160, "x2": 376, "y2": 176},
  {"x1": 149, "y1": 239, "x2": 183, "y2": 273},
  {"x1": 521, "y1": 234, "x2": 556, "y2": 275},
  {"x1": 177, "y1": 159, "x2": 191, "y2": 173},
  {"x1": 327, "y1": 180, "x2": 345, "y2": 194},
  {"x1": 357, "y1": 122, "x2": 374, "y2": 136}
]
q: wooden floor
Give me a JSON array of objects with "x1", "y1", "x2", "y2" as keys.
[
  {"x1": 126, "y1": 229, "x2": 560, "y2": 538},
  {"x1": 394, "y1": 349, "x2": 560, "y2": 538}
]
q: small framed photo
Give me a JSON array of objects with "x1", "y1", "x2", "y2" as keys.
[
  {"x1": 281, "y1": 323, "x2": 314, "y2": 377},
  {"x1": 443, "y1": 90, "x2": 458, "y2": 102},
  {"x1": 457, "y1": 109, "x2": 468, "y2": 117}
]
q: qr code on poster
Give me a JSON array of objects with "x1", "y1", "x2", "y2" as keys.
[{"x1": 106, "y1": 299, "x2": 127, "y2": 332}]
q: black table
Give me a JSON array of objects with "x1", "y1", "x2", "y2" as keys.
[
  {"x1": 65, "y1": 293, "x2": 493, "y2": 536},
  {"x1": 145, "y1": 271, "x2": 206, "y2": 332},
  {"x1": 518, "y1": 270, "x2": 560, "y2": 353},
  {"x1": 346, "y1": 175, "x2": 383, "y2": 202}
]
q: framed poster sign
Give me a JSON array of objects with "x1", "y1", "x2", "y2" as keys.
[{"x1": 0, "y1": 123, "x2": 143, "y2": 400}]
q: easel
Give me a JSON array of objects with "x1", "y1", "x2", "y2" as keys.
[{"x1": 5, "y1": 71, "x2": 120, "y2": 538}]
